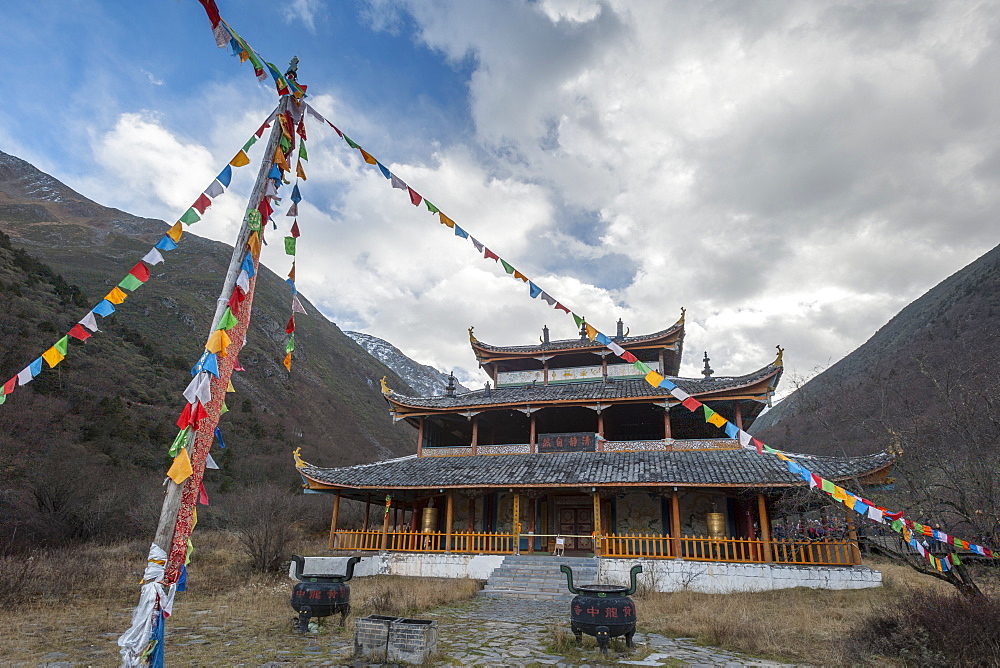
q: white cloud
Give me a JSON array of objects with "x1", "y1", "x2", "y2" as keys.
[{"x1": 283, "y1": 0, "x2": 323, "y2": 32}]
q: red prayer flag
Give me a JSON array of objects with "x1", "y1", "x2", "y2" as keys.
[
  {"x1": 288, "y1": 263, "x2": 296, "y2": 281},
  {"x1": 258, "y1": 197, "x2": 273, "y2": 220},
  {"x1": 191, "y1": 402, "x2": 209, "y2": 429},
  {"x1": 290, "y1": 221, "x2": 300, "y2": 238},
  {"x1": 328, "y1": 121, "x2": 343, "y2": 137},
  {"x1": 752, "y1": 437, "x2": 764, "y2": 454},
  {"x1": 255, "y1": 122, "x2": 270, "y2": 138},
  {"x1": 285, "y1": 316, "x2": 295, "y2": 334},
  {"x1": 621, "y1": 351, "x2": 638, "y2": 363},
  {"x1": 408, "y1": 187, "x2": 422, "y2": 207},
  {"x1": 2, "y1": 377, "x2": 15, "y2": 394},
  {"x1": 176, "y1": 403, "x2": 194, "y2": 430},
  {"x1": 192, "y1": 193, "x2": 213, "y2": 214},
  {"x1": 296, "y1": 120, "x2": 307, "y2": 141},
  {"x1": 68, "y1": 324, "x2": 92, "y2": 341},
  {"x1": 198, "y1": 0, "x2": 221, "y2": 27},
  {"x1": 484, "y1": 248, "x2": 500, "y2": 261},
  {"x1": 129, "y1": 262, "x2": 150, "y2": 282},
  {"x1": 555, "y1": 303, "x2": 571, "y2": 313},
  {"x1": 198, "y1": 482, "x2": 210, "y2": 506},
  {"x1": 234, "y1": 356, "x2": 245, "y2": 372},
  {"x1": 228, "y1": 286, "x2": 246, "y2": 313},
  {"x1": 681, "y1": 397, "x2": 702, "y2": 412}
]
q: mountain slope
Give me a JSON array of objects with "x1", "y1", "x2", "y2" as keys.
[
  {"x1": 346, "y1": 331, "x2": 470, "y2": 396},
  {"x1": 0, "y1": 150, "x2": 417, "y2": 533}
]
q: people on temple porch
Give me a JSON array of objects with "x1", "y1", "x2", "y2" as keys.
[{"x1": 553, "y1": 536, "x2": 565, "y2": 556}]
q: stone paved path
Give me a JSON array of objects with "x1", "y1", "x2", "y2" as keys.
[{"x1": 310, "y1": 597, "x2": 794, "y2": 667}]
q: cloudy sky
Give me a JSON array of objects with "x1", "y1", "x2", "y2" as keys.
[{"x1": 1, "y1": 1, "x2": 998, "y2": 390}]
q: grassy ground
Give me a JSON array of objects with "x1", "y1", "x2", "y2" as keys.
[
  {"x1": 633, "y1": 559, "x2": 960, "y2": 666},
  {"x1": 0, "y1": 532, "x2": 481, "y2": 665}
]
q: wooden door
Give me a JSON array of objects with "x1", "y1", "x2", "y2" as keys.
[{"x1": 558, "y1": 507, "x2": 593, "y2": 551}]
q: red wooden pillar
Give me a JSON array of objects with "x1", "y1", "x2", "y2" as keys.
[
  {"x1": 529, "y1": 413, "x2": 537, "y2": 453},
  {"x1": 734, "y1": 402, "x2": 743, "y2": 431},
  {"x1": 471, "y1": 416, "x2": 479, "y2": 452},
  {"x1": 417, "y1": 417, "x2": 425, "y2": 457}
]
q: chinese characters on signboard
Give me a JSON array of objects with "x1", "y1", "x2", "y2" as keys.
[{"x1": 537, "y1": 432, "x2": 598, "y2": 452}]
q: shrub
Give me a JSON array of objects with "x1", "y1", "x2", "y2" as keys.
[
  {"x1": 843, "y1": 588, "x2": 1000, "y2": 666},
  {"x1": 224, "y1": 484, "x2": 303, "y2": 573}
]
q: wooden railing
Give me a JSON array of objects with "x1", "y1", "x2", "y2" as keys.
[{"x1": 330, "y1": 530, "x2": 857, "y2": 566}]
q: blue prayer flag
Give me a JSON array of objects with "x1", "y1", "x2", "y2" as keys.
[
  {"x1": 217, "y1": 165, "x2": 233, "y2": 187},
  {"x1": 291, "y1": 184, "x2": 301, "y2": 203},
  {"x1": 29, "y1": 357, "x2": 43, "y2": 376},
  {"x1": 176, "y1": 564, "x2": 188, "y2": 592},
  {"x1": 454, "y1": 225, "x2": 469, "y2": 239},
  {"x1": 155, "y1": 235, "x2": 178, "y2": 251},
  {"x1": 191, "y1": 352, "x2": 209, "y2": 377},
  {"x1": 657, "y1": 377, "x2": 677, "y2": 390},
  {"x1": 202, "y1": 353, "x2": 220, "y2": 378},
  {"x1": 286, "y1": 278, "x2": 297, "y2": 295},
  {"x1": 724, "y1": 422, "x2": 739, "y2": 439},
  {"x1": 595, "y1": 333, "x2": 611, "y2": 345},
  {"x1": 92, "y1": 300, "x2": 116, "y2": 317},
  {"x1": 528, "y1": 282, "x2": 543, "y2": 299},
  {"x1": 376, "y1": 162, "x2": 391, "y2": 179},
  {"x1": 242, "y1": 253, "x2": 256, "y2": 278},
  {"x1": 215, "y1": 426, "x2": 227, "y2": 448}
]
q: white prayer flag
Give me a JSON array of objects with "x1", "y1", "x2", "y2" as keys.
[
  {"x1": 205, "y1": 179, "x2": 225, "y2": 198},
  {"x1": 80, "y1": 311, "x2": 100, "y2": 332},
  {"x1": 142, "y1": 248, "x2": 164, "y2": 266}
]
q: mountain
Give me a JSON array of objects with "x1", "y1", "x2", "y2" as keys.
[
  {"x1": 346, "y1": 331, "x2": 470, "y2": 396},
  {"x1": 0, "y1": 150, "x2": 417, "y2": 546}
]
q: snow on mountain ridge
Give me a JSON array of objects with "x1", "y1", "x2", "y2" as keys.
[{"x1": 346, "y1": 331, "x2": 470, "y2": 397}]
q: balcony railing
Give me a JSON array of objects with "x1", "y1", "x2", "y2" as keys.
[{"x1": 329, "y1": 530, "x2": 859, "y2": 566}]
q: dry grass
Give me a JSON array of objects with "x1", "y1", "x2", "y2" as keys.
[
  {"x1": 0, "y1": 531, "x2": 481, "y2": 665},
  {"x1": 633, "y1": 559, "x2": 955, "y2": 666}
]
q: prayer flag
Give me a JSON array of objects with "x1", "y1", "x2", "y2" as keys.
[
  {"x1": 286, "y1": 334, "x2": 295, "y2": 353},
  {"x1": 68, "y1": 324, "x2": 91, "y2": 342},
  {"x1": 670, "y1": 387, "x2": 690, "y2": 401},
  {"x1": 724, "y1": 422, "x2": 739, "y2": 438},
  {"x1": 585, "y1": 323, "x2": 598, "y2": 340},
  {"x1": 425, "y1": 200, "x2": 439, "y2": 213},
  {"x1": 809, "y1": 473, "x2": 821, "y2": 488},
  {"x1": 360, "y1": 149, "x2": 377, "y2": 165},
  {"x1": 284, "y1": 236, "x2": 296, "y2": 255},
  {"x1": 219, "y1": 307, "x2": 239, "y2": 331},
  {"x1": 118, "y1": 274, "x2": 143, "y2": 291},
  {"x1": 42, "y1": 345, "x2": 65, "y2": 368},
  {"x1": 376, "y1": 162, "x2": 390, "y2": 179},
  {"x1": 555, "y1": 303, "x2": 571, "y2": 313},
  {"x1": 241, "y1": 252, "x2": 256, "y2": 277},
  {"x1": 455, "y1": 225, "x2": 469, "y2": 239},
  {"x1": 572, "y1": 313, "x2": 585, "y2": 328},
  {"x1": 285, "y1": 316, "x2": 295, "y2": 334},
  {"x1": 198, "y1": 482, "x2": 209, "y2": 506},
  {"x1": 290, "y1": 184, "x2": 302, "y2": 205},
  {"x1": 214, "y1": 426, "x2": 226, "y2": 448},
  {"x1": 2, "y1": 377, "x2": 15, "y2": 395},
  {"x1": 500, "y1": 260, "x2": 515, "y2": 275},
  {"x1": 658, "y1": 377, "x2": 677, "y2": 390},
  {"x1": 645, "y1": 370, "x2": 665, "y2": 387},
  {"x1": 292, "y1": 296, "x2": 306, "y2": 314},
  {"x1": 283, "y1": 352, "x2": 292, "y2": 371},
  {"x1": 528, "y1": 282, "x2": 542, "y2": 298},
  {"x1": 344, "y1": 135, "x2": 360, "y2": 149},
  {"x1": 439, "y1": 212, "x2": 455, "y2": 228},
  {"x1": 230, "y1": 151, "x2": 250, "y2": 167},
  {"x1": 93, "y1": 300, "x2": 115, "y2": 317},
  {"x1": 633, "y1": 360, "x2": 651, "y2": 374},
  {"x1": 192, "y1": 194, "x2": 212, "y2": 214},
  {"x1": 236, "y1": 269, "x2": 250, "y2": 293},
  {"x1": 54, "y1": 335, "x2": 68, "y2": 355},
  {"x1": 595, "y1": 333, "x2": 611, "y2": 345},
  {"x1": 738, "y1": 429, "x2": 752, "y2": 448},
  {"x1": 142, "y1": 248, "x2": 164, "y2": 265},
  {"x1": 205, "y1": 179, "x2": 224, "y2": 198},
  {"x1": 167, "y1": 448, "x2": 194, "y2": 484},
  {"x1": 540, "y1": 292, "x2": 556, "y2": 306},
  {"x1": 608, "y1": 341, "x2": 626, "y2": 356},
  {"x1": 484, "y1": 248, "x2": 500, "y2": 261},
  {"x1": 391, "y1": 174, "x2": 407, "y2": 190},
  {"x1": 176, "y1": 402, "x2": 194, "y2": 430},
  {"x1": 217, "y1": 165, "x2": 233, "y2": 187},
  {"x1": 681, "y1": 397, "x2": 702, "y2": 412},
  {"x1": 155, "y1": 235, "x2": 178, "y2": 251},
  {"x1": 299, "y1": 143, "x2": 308, "y2": 161},
  {"x1": 166, "y1": 222, "x2": 183, "y2": 242},
  {"x1": 16, "y1": 365, "x2": 34, "y2": 386},
  {"x1": 821, "y1": 479, "x2": 836, "y2": 493},
  {"x1": 621, "y1": 351, "x2": 638, "y2": 364},
  {"x1": 286, "y1": 202, "x2": 298, "y2": 217},
  {"x1": 129, "y1": 262, "x2": 150, "y2": 282},
  {"x1": 105, "y1": 287, "x2": 127, "y2": 304},
  {"x1": 408, "y1": 187, "x2": 422, "y2": 207},
  {"x1": 291, "y1": 220, "x2": 300, "y2": 237},
  {"x1": 202, "y1": 353, "x2": 220, "y2": 377},
  {"x1": 205, "y1": 329, "x2": 231, "y2": 355},
  {"x1": 708, "y1": 413, "x2": 728, "y2": 429},
  {"x1": 513, "y1": 270, "x2": 528, "y2": 283},
  {"x1": 296, "y1": 160, "x2": 307, "y2": 180}
]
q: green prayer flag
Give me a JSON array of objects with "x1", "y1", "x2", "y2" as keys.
[
  {"x1": 284, "y1": 236, "x2": 296, "y2": 255},
  {"x1": 0, "y1": 392, "x2": 6, "y2": 405},
  {"x1": 703, "y1": 405, "x2": 716, "y2": 420},
  {"x1": 286, "y1": 334, "x2": 295, "y2": 353},
  {"x1": 344, "y1": 135, "x2": 360, "y2": 149},
  {"x1": 953, "y1": 553, "x2": 962, "y2": 566},
  {"x1": 185, "y1": 538, "x2": 194, "y2": 565},
  {"x1": 762, "y1": 444, "x2": 777, "y2": 453},
  {"x1": 118, "y1": 274, "x2": 143, "y2": 291},
  {"x1": 572, "y1": 313, "x2": 584, "y2": 328},
  {"x1": 298, "y1": 143, "x2": 308, "y2": 161},
  {"x1": 500, "y1": 260, "x2": 515, "y2": 275},
  {"x1": 891, "y1": 519, "x2": 904, "y2": 532},
  {"x1": 219, "y1": 307, "x2": 239, "y2": 331},
  {"x1": 242, "y1": 136, "x2": 257, "y2": 152},
  {"x1": 54, "y1": 335, "x2": 69, "y2": 355},
  {"x1": 425, "y1": 200, "x2": 439, "y2": 214},
  {"x1": 633, "y1": 361, "x2": 651, "y2": 375},
  {"x1": 821, "y1": 479, "x2": 836, "y2": 493},
  {"x1": 279, "y1": 135, "x2": 291, "y2": 154},
  {"x1": 179, "y1": 208, "x2": 201, "y2": 225},
  {"x1": 221, "y1": 401, "x2": 229, "y2": 415},
  {"x1": 169, "y1": 427, "x2": 190, "y2": 458}
]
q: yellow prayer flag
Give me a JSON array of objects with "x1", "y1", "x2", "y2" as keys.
[
  {"x1": 513, "y1": 271, "x2": 529, "y2": 283},
  {"x1": 296, "y1": 160, "x2": 307, "y2": 181},
  {"x1": 167, "y1": 221, "x2": 183, "y2": 242},
  {"x1": 246, "y1": 231, "x2": 261, "y2": 258},
  {"x1": 192, "y1": 507, "x2": 198, "y2": 530},
  {"x1": 166, "y1": 448, "x2": 193, "y2": 484},
  {"x1": 360, "y1": 149, "x2": 377, "y2": 165},
  {"x1": 230, "y1": 150, "x2": 251, "y2": 167},
  {"x1": 105, "y1": 287, "x2": 127, "y2": 304},
  {"x1": 238, "y1": 50, "x2": 249, "y2": 63},
  {"x1": 708, "y1": 413, "x2": 728, "y2": 429},
  {"x1": 584, "y1": 323, "x2": 598, "y2": 341},
  {"x1": 274, "y1": 145, "x2": 289, "y2": 170},
  {"x1": 775, "y1": 452, "x2": 792, "y2": 462},
  {"x1": 42, "y1": 346, "x2": 65, "y2": 368},
  {"x1": 283, "y1": 352, "x2": 292, "y2": 371},
  {"x1": 439, "y1": 212, "x2": 455, "y2": 228},
  {"x1": 831, "y1": 486, "x2": 848, "y2": 502},
  {"x1": 205, "y1": 329, "x2": 231, "y2": 355},
  {"x1": 227, "y1": 380, "x2": 236, "y2": 393},
  {"x1": 645, "y1": 371, "x2": 665, "y2": 387}
]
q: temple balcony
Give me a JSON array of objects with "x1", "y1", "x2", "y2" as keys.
[{"x1": 419, "y1": 438, "x2": 743, "y2": 457}]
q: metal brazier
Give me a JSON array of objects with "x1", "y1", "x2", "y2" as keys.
[
  {"x1": 560, "y1": 564, "x2": 642, "y2": 655},
  {"x1": 289, "y1": 555, "x2": 360, "y2": 632}
]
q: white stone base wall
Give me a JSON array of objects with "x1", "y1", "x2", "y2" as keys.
[
  {"x1": 599, "y1": 558, "x2": 883, "y2": 593},
  {"x1": 291, "y1": 553, "x2": 505, "y2": 581}
]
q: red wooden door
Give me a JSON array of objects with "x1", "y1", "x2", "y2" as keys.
[{"x1": 558, "y1": 507, "x2": 593, "y2": 551}]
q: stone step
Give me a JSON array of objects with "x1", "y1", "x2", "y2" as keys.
[{"x1": 477, "y1": 589, "x2": 575, "y2": 602}]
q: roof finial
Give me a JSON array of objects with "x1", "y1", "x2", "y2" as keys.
[
  {"x1": 446, "y1": 371, "x2": 456, "y2": 398},
  {"x1": 541, "y1": 325, "x2": 550, "y2": 344},
  {"x1": 379, "y1": 376, "x2": 392, "y2": 395},
  {"x1": 773, "y1": 345, "x2": 784, "y2": 367},
  {"x1": 616, "y1": 318, "x2": 625, "y2": 340},
  {"x1": 468, "y1": 326, "x2": 478, "y2": 343},
  {"x1": 677, "y1": 307, "x2": 686, "y2": 326},
  {"x1": 702, "y1": 351, "x2": 714, "y2": 379},
  {"x1": 579, "y1": 318, "x2": 588, "y2": 340},
  {"x1": 292, "y1": 446, "x2": 306, "y2": 469}
]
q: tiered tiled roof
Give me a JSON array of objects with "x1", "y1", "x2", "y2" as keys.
[
  {"x1": 299, "y1": 449, "x2": 894, "y2": 491},
  {"x1": 472, "y1": 322, "x2": 684, "y2": 355}
]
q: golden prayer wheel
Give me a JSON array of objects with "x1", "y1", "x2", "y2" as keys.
[
  {"x1": 706, "y1": 512, "x2": 726, "y2": 539},
  {"x1": 421, "y1": 506, "x2": 439, "y2": 534}
]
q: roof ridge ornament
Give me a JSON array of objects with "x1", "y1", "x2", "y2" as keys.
[
  {"x1": 379, "y1": 376, "x2": 393, "y2": 395},
  {"x1": 292, "y1": 446, "x2": 306, "y2": 469},
  {"x1": 773, "y1": 345, "x2": 784, "y2": 367},
  {"x1": 468, "y1": 326, "x2": 478, "y2": 344},
  {"x1": 676, "y1": 307, "x2": 686, "y2": 326}
]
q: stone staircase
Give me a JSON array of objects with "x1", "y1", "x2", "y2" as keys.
[{"x1": 479, "y1": 555, "x2": 599, "y2": 602}]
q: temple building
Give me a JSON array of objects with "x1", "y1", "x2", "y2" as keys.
[{"x1": 295, "y1": 312, "x2": 894, "y2": 584}]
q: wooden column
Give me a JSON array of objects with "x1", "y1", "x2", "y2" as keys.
[
  {"x1": 670, "y1": 490, "x2": 681, "y2": 558},
  {"x1": 658, "y1": 349, "x2": 665, "y2": 373},
  {"x1": 446, "y1": 491, "x2": 454, "y2": 552},
  {"x1": 845, "y1": 514, "x2": 862, "y2": 565},
  {"x1": 471, "y1": 415, "x2": 479, "y2": 451},
  {"x1": 468, "y1": 496, "x2": 476, "y2": 532},
  {"x1": 380, "y1": 495, "x2": 391, "y2": 551},
  {"x1": 527, "y1": 498, "x2": 536, "y2": 553},
  {"x1": 328, "y1": 491, "x2": 342, "y2": 550},
  {"x1": 757, "y1": 494, "x2": 772, "y2": 563},
  {"x1": 663, "y1": 405, "x2": 672, "y2": 439},
  {"x1": 513, "y1": 492, "x2": 521, "y2": 554},
  {"x1": 543, "y1": 360, "x2": 549, "y2": 385},
  {"x1": 734, "y1": 402, "x2": 743, "y2": 431},
  {"x1": 529, "y1": 414, "x2": 537, "y2": 453},
  {"x1": 592, "y1": 491, "x2": 602, "y2": 556},
  {"x1": 601, "y1": 353, "x2": 608, "y2": 379},
  {"x1": 362, "y1": 493, "x2": 371, "y2": 532},
  {"x1": 417, "y1": 417, "x2": 425, "y2": 457}
]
